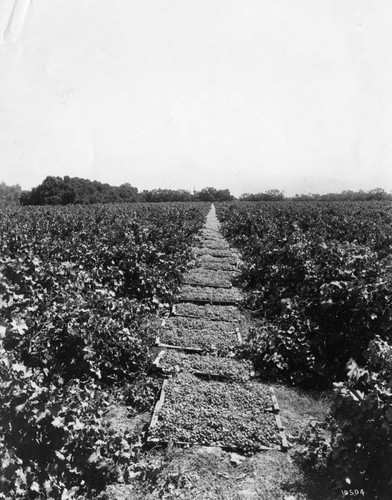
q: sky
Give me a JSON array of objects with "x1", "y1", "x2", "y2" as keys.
[{"x1": 0, "y1": 0, "x2": 392, "y2": 197}]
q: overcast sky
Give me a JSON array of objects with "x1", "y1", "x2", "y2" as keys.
[{"x1": 1, "y1": 0, "x2": 391, "y2": 196}]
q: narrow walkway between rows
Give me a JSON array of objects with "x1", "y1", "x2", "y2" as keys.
[{"x1": 149, "y1": 204, "x2": 287, "y2": 453}]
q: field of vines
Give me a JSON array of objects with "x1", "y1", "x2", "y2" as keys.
[
  {"x1": 0, "y1": 202, "x2": 209, "y2": 498},
  {"x1": 1, "y1": 200, "x2": 392, "y2": 499},
  {"x1": 216, "y1": 201, "x2": 392, "y2": 498}
]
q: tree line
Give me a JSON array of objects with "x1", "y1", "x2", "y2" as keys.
[
  {"x1": 1, "y1": 176, "x2": 391, "y2": 205},
  {"x1": 239, "y1": 188, "x2": 392, "y2": 201},
  {"x1": 19, "y1": 176, "x2": 139, "y2": 205},
  {"x1": 16, "y1": 177, "x2": 234, "y2": 205}
]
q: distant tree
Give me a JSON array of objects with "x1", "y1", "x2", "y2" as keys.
[
  {"x1": 367, "y1": 188, "x2": 390, "y2": 201},
  {"x1": 240, "y1": 188, "x2": 392, "y2": 202},
  {"x1": 19, "y1": 191, "x2": 32, "y2": 205},
  {"x1": 293, "y1": 193, "x2": 319, "y2": 201},
  {"x1": 216, "y1": 188, "x2": 235, "y2": 201},
  {"x1": 22, "y1": 176, "x2": 75, "y2": 205},
  {"x1": 0, "y1": 182, "x2": 22, "y2": 205},
  {"x1": 195, "y1": 187, "x2": 234, "y2": 202},
  {"x1": 118, "y1": 183, "x2": 138, "y2": 202},
  {"x1": 290, "y1": 188, "x2": 392, "y2": 202},
  {"x1": 140, "y1": 189, "x2": 193, "y2": 202},
  {"x1": 138, "y1": 187, "x2": 234, "y2": 202},
  {"x1": 20, "y1": 176, "x2": 138, "y2": 205},
  {"x1": 240, "y1": 190, "x2": 284, "y2": 201},
  {"x1": 264, "y1": 189, "x2": 285, "y2": 200}
]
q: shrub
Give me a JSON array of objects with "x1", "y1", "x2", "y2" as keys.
[{"x1": 329, "y1": 339, "x2": 392, "y2": 499}]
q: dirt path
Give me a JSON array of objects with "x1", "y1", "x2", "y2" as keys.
[
  {"x1": 104, "y1": 205, "x2": 330, "y2": 500},
  {"x1": 205, "y1": 203, "x2": 221, "y2": 231},
  {"x1": 146, "y1": 204, "x2": 291, "y2": 496}
]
